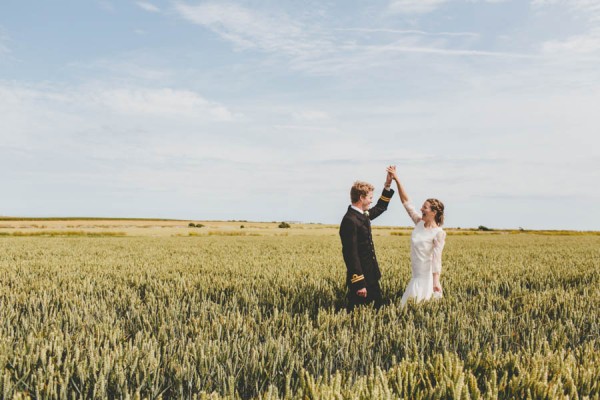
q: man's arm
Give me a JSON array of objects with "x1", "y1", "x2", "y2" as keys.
[
  {"x1": 368, "y1": 187, "x2": 395, "y2": 220},
  {"x1": 340, "y1": 218, "x2": 366, "y2": 294}
]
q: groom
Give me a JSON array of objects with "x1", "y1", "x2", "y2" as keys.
[{"x1": 340, "y1": 172, "x2": 394, "y2": 311}]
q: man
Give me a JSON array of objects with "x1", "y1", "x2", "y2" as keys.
[{"x1": 340, "y1": 174, "x2": 394, "y2": 311}]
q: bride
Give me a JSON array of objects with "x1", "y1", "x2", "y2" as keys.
[{"x1": 387, "y1": 166, "x2": 447, "y2": 306}]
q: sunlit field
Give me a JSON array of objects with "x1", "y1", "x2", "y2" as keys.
[{"x1": 0, "y1": 220, "x2": 598, "y2": 399}]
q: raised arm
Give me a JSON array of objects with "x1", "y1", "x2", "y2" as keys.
[
  {"x1": 386, "y1": 165, "x2": 421, "y2": 224},
  {"x1": 387, "y1": 166, "x2": 409, "y2": 203}
]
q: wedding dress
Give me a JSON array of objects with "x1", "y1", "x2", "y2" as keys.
[{"x1": 401, "y1": 201, "x2": 446, "y2": 306}]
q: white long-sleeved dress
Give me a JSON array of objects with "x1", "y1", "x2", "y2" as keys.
[{"x1": 401, "y1": 201, "x2": 447, "y2": 306}]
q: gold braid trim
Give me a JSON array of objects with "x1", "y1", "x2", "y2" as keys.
[
  {"x1": 380, "y1": 195, "x2": 391, "y2": 202},
  {"x1": 351, "y1": 274, "x2": 365, "y2": 283}
]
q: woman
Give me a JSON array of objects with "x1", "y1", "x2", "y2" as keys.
[{"x1": 387, "y1": 166, "x2": 447, "y2": 306}]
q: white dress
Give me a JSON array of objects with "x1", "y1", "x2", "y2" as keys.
[{"x1": 401, "y1": 201, "x2": 447, "y2": 306}]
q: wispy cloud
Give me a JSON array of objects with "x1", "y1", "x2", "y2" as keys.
[
  {"x1": 96, "y1": 87, "x2": 233, "y2": 120},
  {"x1": 361, "y1": 43, "x2": 534, "y2": 58},
  {"x1": 0, "y1": 81, "x2": 235, "y2": 136},
  {"x1": 291, "y1": 110, "x2": 330, "y2": 121},
  {"x1": 174, "y1": 2, "x2": 332, "y2": 57},
  {"x1": 174, "y1": 1, "x2": 530, "y2": 77},
  {"x1": 67, "y1": 58, "x2": 172, "y2": 81},
  {"x1": 387, "y1": 0, "x2": 449, "y2": 14},
  {"x1": 542, "y1": 29, "x2": 600, "y2": 54},
  {"x1": 533, "y1": 1, "x2": 600, "y2": 55},
  {"x1": 335, "y1": 28, "x2": 479, "y2": 38},
  {"x1": 136, "y1": 1, "x2": 160, "y2": 13},
  {"x1": 532, "y1": 0, "x2": 600, "y2": 21}
]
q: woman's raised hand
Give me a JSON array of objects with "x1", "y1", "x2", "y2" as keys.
[{"x1": 386, "y1": 165, "x2": 398, "y2": 181}]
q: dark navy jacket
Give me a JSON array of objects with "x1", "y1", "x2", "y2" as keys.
[{"x1": 339, "y1": 188, "x2": 394, "y2": 291}]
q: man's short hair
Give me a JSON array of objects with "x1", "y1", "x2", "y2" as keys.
[{"x1": 350, "y1": 181, "x2": 374, "y2": 203}]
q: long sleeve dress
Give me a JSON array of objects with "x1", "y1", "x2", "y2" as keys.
[{"x1": 401, "y1": 201, "x2": 447, "y2": 306}]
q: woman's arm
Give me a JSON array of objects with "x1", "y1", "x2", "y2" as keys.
[
  {"x1": 432, "y1": 230, "x2": 447, "y2": 293},
  {"x1": 387, "y1": 165, "x2": 421, "y2": 224},
  {"x1": 386, "y1": 166, "x2": 409, "y2": 204}
]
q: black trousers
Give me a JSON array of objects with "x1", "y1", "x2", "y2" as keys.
[{"x1": 347, "y1": 280, "x2": 382, "y2": 312}]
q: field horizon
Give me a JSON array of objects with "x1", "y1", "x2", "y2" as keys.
[{"x1": 1, "y1": 217, "x2": 598, "y2": 236}]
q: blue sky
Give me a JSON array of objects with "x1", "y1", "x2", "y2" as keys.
[{"x1": 1, "y1": 0, "x2": 599, "y2": 230}]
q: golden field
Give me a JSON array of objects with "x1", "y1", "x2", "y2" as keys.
[{"x1": 0, "y1": 219, "x2": 598, "y2": 398}]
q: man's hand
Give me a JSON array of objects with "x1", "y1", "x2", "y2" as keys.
[
  {"x1": 385, "y1": 167, "x2": 393, "y2": 188},
  {"x1": 386, "y1": 165, "x2": 398, "y2": 182},
  {"x1": 356, "y1": 288, "x2": 367, "y2": 297}
]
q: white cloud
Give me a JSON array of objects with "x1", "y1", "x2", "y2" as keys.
[
  {"x1": 542, "y1": 30, "x2": 600, "y2": 53},
  {"x1": 174, "y1": 2, "x2": 333, "y2": 57},
  {"x1": 532, "y1": 0, "x2": 600, "y2": 21},
  {"x1": 292, "y1": 110, "x2": 330, "y2": 121},
  {"x1": 362, "y1": 42, "x2": 533, "y2": 58},
  {"x1": 67, "y1": 58, "x2": 172, "y2": 81},
  {"x1": 173, "y1": 1, "x2": 529, "y2": 78},
  {"x1": 0, "y1": 82, "x2": 235, "y2": 152},
  {"x1": 335, "y1": 28, "x2": 479, "y2": 38},
  {"x1": 136, "y1": 1, "x2": 160, "y2": 13},
  {"x1": 2, "y1": 69, "x2": 599, "y2": 227},
  {"x1": 388, "y1": 0, "x2": 449, "y2": 14},
  {"x1": 95, "y1": 87, "x2": 233, "y2": 120}
]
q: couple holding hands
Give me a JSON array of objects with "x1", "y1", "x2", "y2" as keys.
[{"x1": 340, "y1": 166, "x2": 446, "y2": 311}]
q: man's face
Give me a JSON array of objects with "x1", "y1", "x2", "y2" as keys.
[{"x1": 360, "y1": 191, "x2": 374, "y2": 211}]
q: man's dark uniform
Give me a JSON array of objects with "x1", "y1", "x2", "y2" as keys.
[{"x1": 339, "y1": 188, "x2": 394, "y2": 311}]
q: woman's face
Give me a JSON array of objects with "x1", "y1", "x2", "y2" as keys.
[{"x1": 421, "y1": 201, "x2": 437, "y2": 223}]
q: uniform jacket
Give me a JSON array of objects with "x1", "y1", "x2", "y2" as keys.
[{"x1": 339, "y1": 188, "x2": 394, "y2": 291}]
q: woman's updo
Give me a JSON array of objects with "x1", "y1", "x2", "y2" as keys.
[{"x1": 426, "y1": 198, "x2": 445, "y2": 226}]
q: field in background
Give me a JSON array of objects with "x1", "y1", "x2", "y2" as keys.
[
  {"x1": 0, "y1": 220, "x2": 599, "y2": 398},
  {"x1": 1, "y1": 218, "x2": 598, "y2": 237}
]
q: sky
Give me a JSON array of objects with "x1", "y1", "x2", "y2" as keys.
[{"x1": 1, "y1": 0, "x2": 599, "y2": 230}]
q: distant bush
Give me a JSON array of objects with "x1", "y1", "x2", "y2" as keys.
[
  {"x1": 196, "y1": 224, "x2": 204, "y2": 228},
  {"x1": 278, "y1": 222, "x2": 291, "y2": 229},
  {"x1": 240, "y1": 225, "x2": 245, "y2": 229},
  {"x1": 189, "y1": 223, "x2": 204, "y2": 228},
  {"x1": 478, "y1": 225, "x2": 492, "y2": 231}
]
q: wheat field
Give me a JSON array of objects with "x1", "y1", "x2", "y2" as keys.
[{"x1": 0, "y1": 224, "x2": 598, "y2": 399}]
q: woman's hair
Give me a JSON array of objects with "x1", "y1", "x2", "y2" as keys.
[
  {"x1": 350, "y1": 181, "x2": 375, "y2": 203},
  {"x1": 426, "y1": 198, "x2": 445, "y2": 226}
]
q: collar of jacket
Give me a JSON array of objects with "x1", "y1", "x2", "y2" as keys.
[{"x1": 348, "y1": 205, "x2": 369, "y2": 219}]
